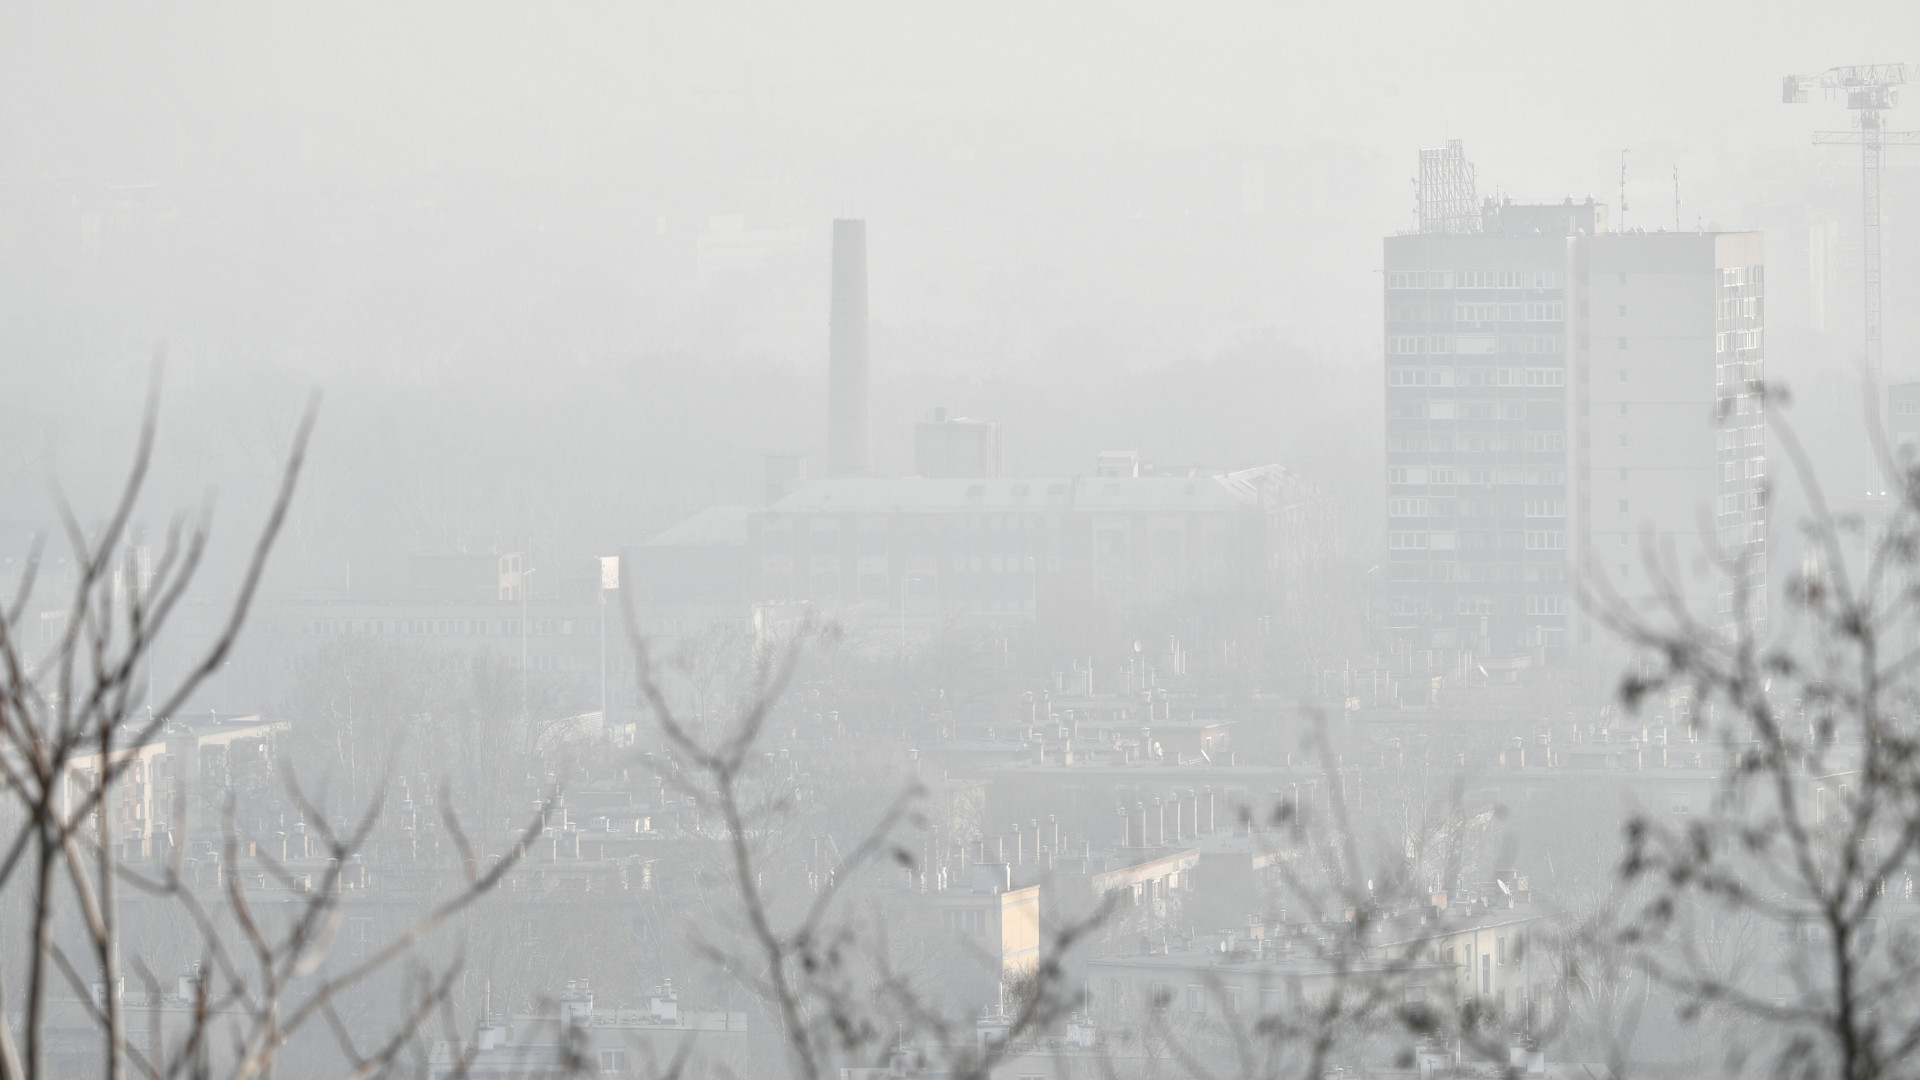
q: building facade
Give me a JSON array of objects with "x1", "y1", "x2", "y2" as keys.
[{"x1": 1383, "y1": 196, "x2": 1765, "y2": 676}]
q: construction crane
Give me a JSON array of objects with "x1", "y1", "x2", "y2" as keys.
[{"x1": 1785, "y1": 64, "x2": 1919, "y2": 419}]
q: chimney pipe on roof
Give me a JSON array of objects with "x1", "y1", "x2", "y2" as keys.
[{"x1": 827, "y1": 219, "x2": 870, "y2": 477}]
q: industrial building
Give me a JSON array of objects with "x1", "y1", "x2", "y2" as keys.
[
  {"x1": 1382, "y1": 143, "x2": 1767, "y2": 677},
  {"x1": 631, "y1": 463, "x2": 1325, "y2": 620},
  {"x1": 630, "y1": 217, "x2": 1328, "y2": 624}
]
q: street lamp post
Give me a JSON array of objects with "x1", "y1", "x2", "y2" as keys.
[
  {"x1": 520, "y1": 565, "x2": 537, "y2": 717},
  {"x1": 599, "y1": 555, "x2": 619, "y2": 739}
]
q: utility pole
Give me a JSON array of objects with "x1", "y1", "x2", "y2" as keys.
[
  {"x1": 520, "y1": 564, "x2": 536, "y2": 717},
  {"x1": 600, "y1": 556, "x2": 619, "y2": 732},
  {"x1": 1618, "y1": 150, "x2": 1629, "y2": 230}
]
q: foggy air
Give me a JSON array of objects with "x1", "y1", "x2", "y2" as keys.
[{"x1": 3, "y1": 5, "x2": 1920, "y2": 1079}]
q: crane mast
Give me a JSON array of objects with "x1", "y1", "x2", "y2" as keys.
[{"x1": 1786, "y1": 63, "x2": 1918, "y2": 494}]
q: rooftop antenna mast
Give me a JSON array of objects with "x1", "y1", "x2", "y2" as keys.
[
  {"x1": 1417, "y1": 140, "x2": 1479, "y2": 235},
  {"x1": 1618, "y1": 150, "x2": 1629, "y2": 231},
  {"x1": 1785, "y1": 63, "x2": 1918, "y2": 416}
]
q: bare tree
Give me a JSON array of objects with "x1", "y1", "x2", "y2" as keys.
[
  {"x1": 0, "y1": 369, "x2": 557, "y2": 1080},
  {"x1": 621, "y1": 608, "x2": 1108, "y2": 1080},
  {"x1": 1601, "y1": 390, "x2": 1920, "y2": 1080}
]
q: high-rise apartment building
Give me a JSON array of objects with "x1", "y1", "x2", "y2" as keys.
[{"x1": 1382, "y1": 191, "x2": 1766, "y2": 676}]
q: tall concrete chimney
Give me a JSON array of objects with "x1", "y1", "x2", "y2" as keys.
[{"x1": 826, "y1": 219, "x2": 870, "y2": 477}]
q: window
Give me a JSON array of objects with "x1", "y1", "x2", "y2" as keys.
[
  {"x1": 1524, "y1": 531, "x2": 1566, "y2": 550},
  {"x1": 1187, "y1": 985, "x2": 1205, "y2": 1013},
  {"x1": 1388, "y1": 498, "x2": 1428, "y2": 518},
  {"x1": 1226, "y1": 986, "x2": 1243, "y2": 1013},
  {"x1": 1618, "y1": 337, "x2": 1629, "y2": 349},
  {"x1": 600, "y1": 1050, "x2": 628, "y2": 1074},
  {"x1": 1525, "y1": 596, "x2": 1566, "y2": 615},
  {"x1": 1619, "y1": 402, "x2": 1628, "y2": 415},
  {"x1": 1386, "y1": 271, "x2": 1438, "y2": 289},
  {"x1": 1524, "y1": 302, "x2": 1564, "y2": 321},
  {"x1": 1524, "y1": 368, "x2": 1564, "y2": 387},
  {"x1": 1455, "y1": 303, "x2": 1521, "y2": 323},
  {"x1": 1430, "y1": 467, "x2": 1455, "y2": 484},
  {"x1": 1523, "y1": 500, "x2": 1565, "y2": 518},
  {"x1": 1619, "y1": 499, "x2": 1629, "y2": 513},
  {"x1": 1619, "y1": 369, "x2": 1628, "y2": 382}
]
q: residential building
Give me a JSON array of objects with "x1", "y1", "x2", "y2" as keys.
[{"x1": 1384, "y1": 177, "x2": 1766, "y2": 678}]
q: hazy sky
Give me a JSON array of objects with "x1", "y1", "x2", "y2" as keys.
[{"x1": 0, "y1": 1, "x2": 1915, "y2": 576}]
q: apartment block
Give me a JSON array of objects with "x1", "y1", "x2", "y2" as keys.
[{"x1": 1383, "y1": 193, "x2": 1765, "y2": 677}]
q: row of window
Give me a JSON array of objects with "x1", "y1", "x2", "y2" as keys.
[
  {"x1": 1388, "y1": 498, "x2": 1565, "y2": 518},
  {"x1": 1387, "y1": 367, "x2": 1564, "y2": 387},
  {"x1": 1395, "y1": 401, "x2": 1563, "y2": 421},
  {"x1": 1387, "y1": 334, "x2": 1564, "y2": 355},
  {"x1": 1389, "y1": 531, "x2": 1566, "y2": 551},
  {"x1": 1716, "y1": 329, "x2": 1764, "y2": 354},
  {"x1": 1389, "y1": 466, "x2": 1567, "y2": 485},
  {"x1": 1386, "y1": 270, "x2": 1565, "y2": 290},
  {"x1": 1388, "y1": 434, "x2": 1566, "y2": 453},
  {"x1": 1388, "y1": 596, "x2": 1567, "y2": 616},
  {"x1": 1453, "y1": 303, "x2": 1565, "y2": 323}
]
